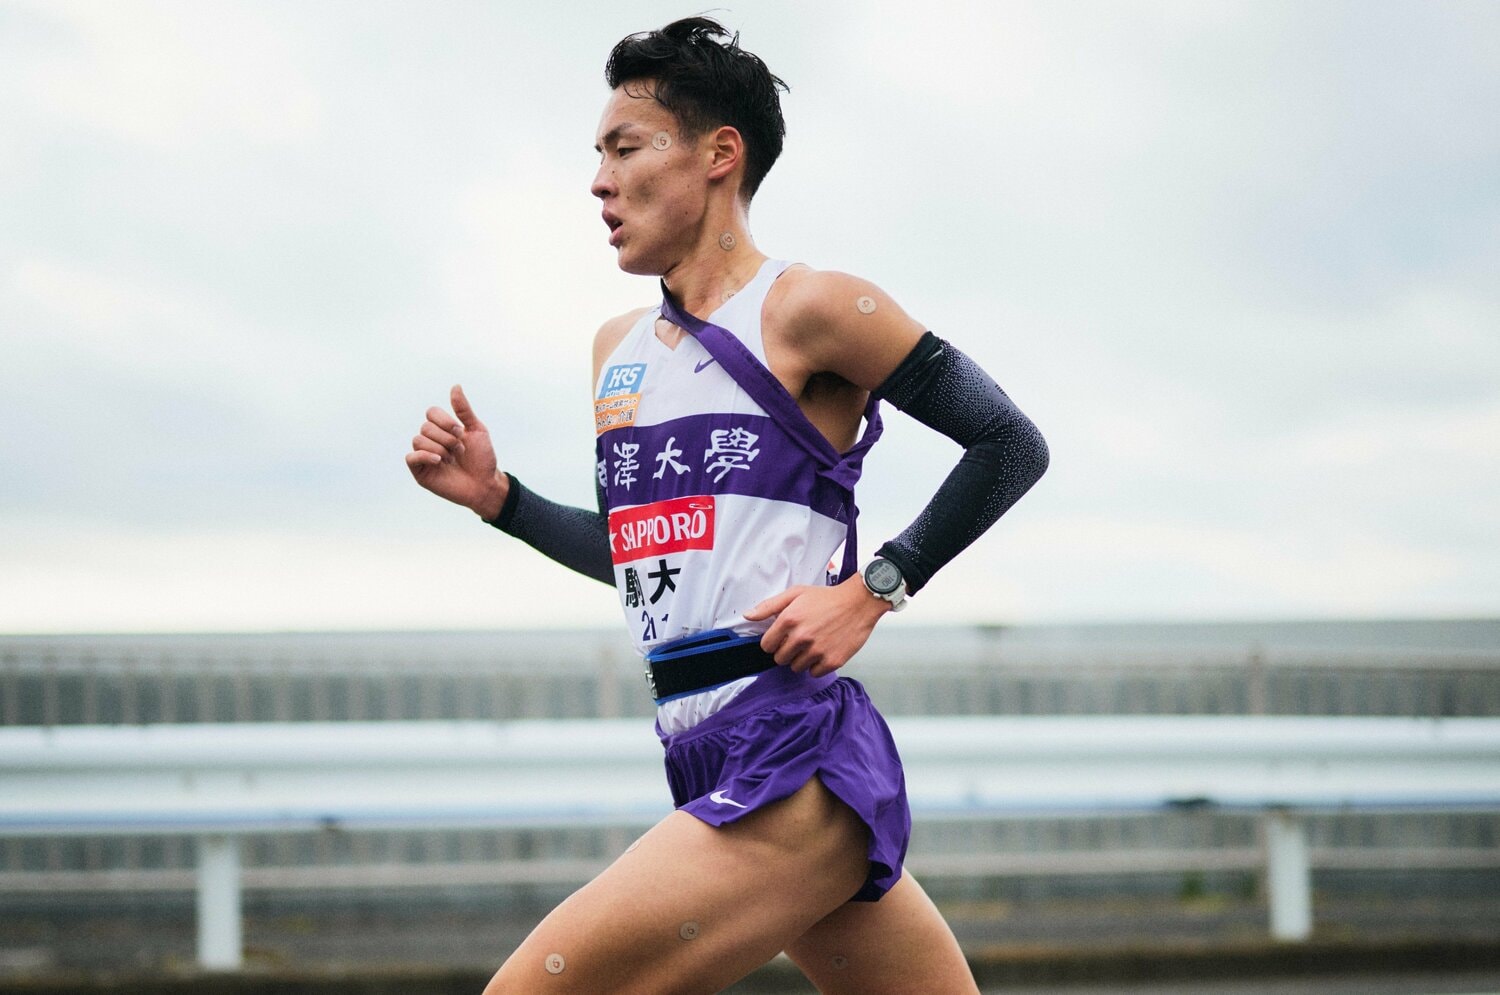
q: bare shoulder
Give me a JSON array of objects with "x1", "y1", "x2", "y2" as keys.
[
  {"x1": 591, "y1": 306, "x2": 652, "y2": 380},
  {"x1": 766, "y1": 266, "x2": 925, "y2": 391},
  {"x1": 768, "y1": 266, "x2": 883, "y2": 324}
]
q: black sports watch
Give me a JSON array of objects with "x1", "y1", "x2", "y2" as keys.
[{"x1": 862, "y1": 558, "x2": 909, "y2": 612}]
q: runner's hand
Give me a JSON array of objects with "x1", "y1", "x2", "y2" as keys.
[
  {"x1": 405, "y1": 384, "x2": 508, "y2": 519},
  {"x1": 744, "y1": 576, "x2": 890, "y2": 678}
]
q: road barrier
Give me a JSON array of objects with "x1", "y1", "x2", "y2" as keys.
[{"x1": 4, "y1": 715, "x2": 1499, "y2": 969}]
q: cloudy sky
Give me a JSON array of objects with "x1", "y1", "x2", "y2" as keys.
[{"x1": 1, "y1": 0, "x2": 1496, "y2": 633}]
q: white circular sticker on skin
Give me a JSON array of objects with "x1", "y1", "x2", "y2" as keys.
[
  {"x1": 544, "y1": 953, "x2": 565, "y2": 975},
  {"x1": 678, "y1": 921, "x2": 701, "y2": 941},
  {"x1": 652, "y1": 131, "x2": 672, "y2": 150},
  {"x1": 718, "y1": 231, "x2": 737, "y2": 251},
  {"x1": 856, "y1": 295, "x2": 877, "y2": 314},
  {"x1": 625, "y1": 838, "x2": 641, "y2": 853}
]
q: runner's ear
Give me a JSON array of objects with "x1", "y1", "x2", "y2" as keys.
[{"x1": 705, "y1": 125, "x2": 743, "y2": 184}]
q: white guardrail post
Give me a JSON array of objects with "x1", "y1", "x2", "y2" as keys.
[
  {"x1": 1264, "y1": 809, "x2": 1312, "y2": 941},
  {"x1": 195, "y1": 834, "x2": 243, "y2": 970}
]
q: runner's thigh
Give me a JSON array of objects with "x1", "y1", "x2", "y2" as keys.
[
  {"x1": 785, "y1": 870, "x2": 980, "y2": 995},
  {"x1": 483, "y1": 776, "x2": 869, "y2": 995}
]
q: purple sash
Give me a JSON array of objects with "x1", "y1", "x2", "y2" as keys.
[{"x1": 658, "y1": 284, "x2": 883, "y2": 581}]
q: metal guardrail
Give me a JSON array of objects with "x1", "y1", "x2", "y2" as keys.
[
  {"x1": 4, "y1": 715, "x2": 1499, "y2": 969},
  {"x1": 4, "y1": 627, "x2": 1499, "y2": 725}
]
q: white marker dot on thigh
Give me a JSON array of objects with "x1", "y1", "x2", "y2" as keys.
[
  {"x1": 678, "y1": 921, "x2": 700, "y2": 941},
  {"x1": 544, "y1": 952, "x2": 565, "y2": 974},
  {"x1": 855, "y1": 295, "x2": 877, "y2": 314},
  {"x1": 625, "y1": 838, "x2": 642, "y2": 853},
  {"x1": 652, "y1": 131, "x2": 672, "y2": 150}
]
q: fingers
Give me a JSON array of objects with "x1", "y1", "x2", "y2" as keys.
[
  {"x1": 752, "y1": 581, "x2": 874, "y2": 675},
  {"x1": 419, "y1": 410, "x2": 465, "y2": 456},
  {"x1": 778, "y1": 637, "x2": 820, "y2": 673},
  {"x1": 749, "y1": 587, "x2": 801, "y2": 667},
  {"x1": 450, "y1": 384, "x2": 481, "y2": 430},
  {"x1": 744, "y1": 588, "x2": 799, "y2": 621},
  {"x1": 410, "y1": 432, "x2": 447, "y2": 459},
  {"x1": 404, "y1": 448, "x2": 442, "y2": 471},
  {"x1": 408, "y1": 396, "x2": 465, "y2": 484},
  {"x1": 778, "y1": 635, "x2": 827, "y2": 674},
  {"x1": 754, "y1": 587, "x2": 820, "y2": 671},
  {"x1": 808, "y1": 656, "x2": 843, "y2": 679}
]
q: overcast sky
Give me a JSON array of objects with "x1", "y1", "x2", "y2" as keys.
[{"x1": 1, "y1": 0, "x2": 1496, "y2": 633}]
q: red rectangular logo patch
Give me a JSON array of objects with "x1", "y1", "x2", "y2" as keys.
[{"x1": 609, "y1": 495, "x2": 715, "y2": 563}]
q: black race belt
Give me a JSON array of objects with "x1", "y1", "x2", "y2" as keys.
[{"x1": 644, "y1": 630, "x2": 776, "y2": 701}]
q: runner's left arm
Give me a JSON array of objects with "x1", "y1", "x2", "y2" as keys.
[
  {"x1": 794, "y1": 276, "x2": 1048, "y2": 593},
  {"x1": 869, "y1": 331, "x2": 1048, "y2": 593},
  {"x1": 748, "y1": 271, "x2": 1047, "y2": 675}
]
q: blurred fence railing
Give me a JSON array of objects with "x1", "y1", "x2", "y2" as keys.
[
  {"x1": 3, "y1": 627, "x2": 1497, "y2": 972},
  {"x1": 4, "y1": 627, "x2": 1499, "y2": 725}
]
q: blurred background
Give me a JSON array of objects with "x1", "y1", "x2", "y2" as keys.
[{"x1": 2, "y1": 0, "x2": 1497, "y2": 991}]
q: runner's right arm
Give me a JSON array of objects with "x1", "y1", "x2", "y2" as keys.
[
  {"x1": 406, "y1": 385, "x2": 615, "y2": 585},
  {"x1": 406, "y1": 313, "x2": 645, "y2": 585},
  {"x1": 484, "y1": 476, "x2": 613, "y2": 584}
]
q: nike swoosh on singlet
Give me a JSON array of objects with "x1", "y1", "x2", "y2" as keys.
[
  {"x1": 709, "y1": 789, "x2": 748, "y2": 808},
  {"x1": 694, "y1": 358, "x2": 717, "y2": 373}
]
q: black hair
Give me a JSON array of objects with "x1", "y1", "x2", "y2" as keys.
[{"x1": 605, "y1": 16, "x2": 788, "y2": 201}]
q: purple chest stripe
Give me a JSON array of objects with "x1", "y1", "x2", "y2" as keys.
[{"x1": 596, "y1": 414, "x2": 849, "y2": 523}]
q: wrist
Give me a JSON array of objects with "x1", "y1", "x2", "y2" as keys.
[
  {"x1": 475, "y1": 472, "x2": 510, "y2": 523},
  {"x1": 843, "y1": 574, "x2": 893, "y2": 618}
]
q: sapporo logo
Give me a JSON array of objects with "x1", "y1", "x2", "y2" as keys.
[
  {"x1": 608, "y1": 495, "x2": 715, "y2": 564},
  {"x1": 596, "y1": 363, "x2": 647, "y2": 435}
]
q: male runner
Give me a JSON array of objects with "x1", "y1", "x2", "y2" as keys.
[{"x1": 407, "y1": 17, "x2": 1048, "y2": 994}]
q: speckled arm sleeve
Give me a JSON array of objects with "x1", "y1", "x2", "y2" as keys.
[
  {"x1": 872, "y1": 332, "x2": 1049, "y2": 596},
  {"x1": 484, "y1": 475, "x2": 615, "y2": 585}
]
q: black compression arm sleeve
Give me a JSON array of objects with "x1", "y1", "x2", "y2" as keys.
[
  {"x1": 485, "y1": 474, "x2": 615, "y2": 586},
  {"x1": 872, "y1": 332, "x2": 1049, "y2": 595}
]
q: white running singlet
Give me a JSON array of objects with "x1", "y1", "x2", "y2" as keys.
[{"x1": 593, "y1": 259, "x2": 883, "y2": 732}]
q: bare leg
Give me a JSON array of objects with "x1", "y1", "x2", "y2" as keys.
[
  {"x1": 785, "y1": 870, "x2": 980, "y2": 995},
  {"x1": 482, "y1": 776, "x2": 870, "y2": 995}
]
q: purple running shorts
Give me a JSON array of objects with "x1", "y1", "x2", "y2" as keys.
[{"x1": 656, "y1": 664, "x2": 910, "y2": 902}]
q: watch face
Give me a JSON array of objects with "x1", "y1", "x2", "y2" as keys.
[{"x1": 865, "y1": 559, "x2": 902, "y2": 595}]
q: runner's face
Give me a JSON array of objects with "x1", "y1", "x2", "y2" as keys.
[{"x1": 592, "y1": 84, "x2": 708, "y2": 276}]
